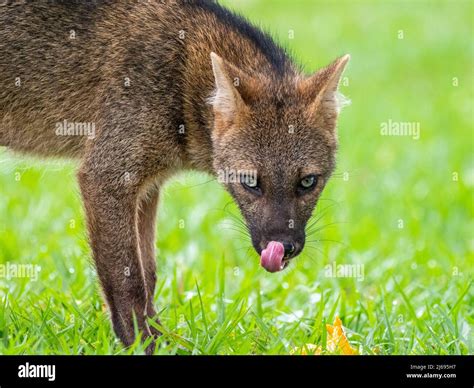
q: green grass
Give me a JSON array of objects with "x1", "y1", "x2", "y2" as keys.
[{"x1": 0, "y1": 0, "x2": 473, "y2": 355}]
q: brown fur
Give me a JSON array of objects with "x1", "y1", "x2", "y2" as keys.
[{"x1": 0, "y1": 0, "x2": 349, "y2": 353}]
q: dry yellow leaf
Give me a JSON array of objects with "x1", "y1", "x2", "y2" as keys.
[
  {"x1": 326, "y1": 316, "x2": 358, "y2": 354},
  {"x1": 290, "y1": 316, "x2": 358, "y2": 355}
]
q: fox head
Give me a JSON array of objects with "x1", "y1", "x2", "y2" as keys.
[{"x1": 209, "y1": 52, "x2": 350, "y2": 272}]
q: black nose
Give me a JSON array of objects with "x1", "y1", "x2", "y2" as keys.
[{"x1": 283, "y1": 242, "x2": 295, "y2": 257}]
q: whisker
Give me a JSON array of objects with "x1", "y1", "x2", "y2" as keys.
[
  {"x1": 304, "y1": 244, "x2": 325, "y2": 256},
  {"x1": 300, "y1": 246, "x2": 324, "y2": 264},
  {"x1": 226, "y1": 218, "x2": 248, "y2": 231},
  {"x1": 306, "y1": 238, "x2": 344, "y2": 245},
  {"x1": 235, "y1": 244, "x2": 254, "y2": 252},
  {"x1": 167, "y1": 177, "x2": 217, "y2": 192},
  {"x1": 307, "y1": 202, "x2": 339, "y2": 228},
  {"x1": 306, "y1": 221, "x2": 348, "y2": 235},
  {"x1": 306, "y1": 208, "x2": 337, "y2": 232},
  {"x1": 220, "y1": 226, "x2": 250, "y2": 238}
]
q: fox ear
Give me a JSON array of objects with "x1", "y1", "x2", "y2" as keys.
[
  {"x1": 209, "y1": 52, "x2": 253, "y2": 127},
  {"x1": 300, "y1": 54, "x2": 351, "y2": 125}
]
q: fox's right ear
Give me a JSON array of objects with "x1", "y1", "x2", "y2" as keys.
[{"x1": 209, "y1": 52, "x2": 254, "y2": 129}]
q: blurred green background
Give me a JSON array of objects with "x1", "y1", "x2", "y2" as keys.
[{"x1": 0, "y1": 0, "x2": 472, "y2": 354}]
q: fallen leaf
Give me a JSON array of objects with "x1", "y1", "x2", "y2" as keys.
[
  {"x1": 291, "y1": 316, "x2": 358, "y2": 355},
  {"x1": 326, "y1": 316, "x2": 358, "y2": 354}
]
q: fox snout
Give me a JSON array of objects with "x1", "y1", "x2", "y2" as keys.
[
  {"x1": 250, "y1": 224, "x2": 306, "y2": 273},
  {"x1": 256, "y1": 238, "x2": 304, "y2": 259},
  {"x1": 255, "y1": 236, "x2": 305, "y2": 273}
]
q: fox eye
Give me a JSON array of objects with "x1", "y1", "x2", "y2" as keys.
[
  {"x1": 241, "y1": 176, "x2": 262, "y2": 195},
  {"x1": 298, "y1": 175, "x2": 318, "y2": 193}
]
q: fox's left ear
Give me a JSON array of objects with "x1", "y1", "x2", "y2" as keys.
[{"x1": 299, "y1": 54, "x2": 351, "y2": 127}]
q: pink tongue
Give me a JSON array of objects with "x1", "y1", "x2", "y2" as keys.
[{"x1": 260, "y1": 241, "x2": 285, "y2": 273}]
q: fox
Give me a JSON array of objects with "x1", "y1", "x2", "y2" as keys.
[{"x1": 0, "y1": 0, "x2": 350, "y2": 353}]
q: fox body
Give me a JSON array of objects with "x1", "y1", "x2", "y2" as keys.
[{"x1": 0, "y1": 0, "x2": 349, "y2": 352}]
